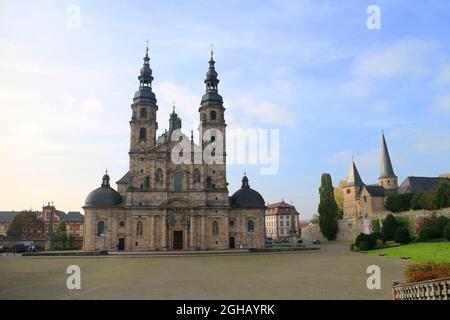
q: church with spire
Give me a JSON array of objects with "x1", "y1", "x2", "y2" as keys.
[
  {"x1": 82, "y1": 46, "x2": 266, "y2": 251},
  {"x1": 343, "y1": 132, "x2": 399, "y2": 220},
  {"x1": 343, "y1": 131, "x2": 449, "y2": 220}
]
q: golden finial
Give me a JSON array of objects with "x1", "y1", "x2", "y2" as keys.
[
  {"x1": 172, "y1": 101, "x2": 176, "y2": 112},
  {"x1": 209, "y1": 43, "x2": 214, "y2": 58},
  {"x1": 145, "y1": 40, "x2": 149, "y2": 53},
  {"x1": 244, "y1": 171, "x2": 247, "y2": 176}
]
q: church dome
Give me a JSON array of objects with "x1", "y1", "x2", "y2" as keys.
[
  {"x1": 85, "y1": 172, "x2": 123, "y2": 208},
  {"x1": 230, "y1": 175, "x2": 266, "y2": 209}
]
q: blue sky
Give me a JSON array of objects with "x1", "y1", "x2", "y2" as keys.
[{"x1": 1, "y1": 0, "x2": 449, "y2": 218}]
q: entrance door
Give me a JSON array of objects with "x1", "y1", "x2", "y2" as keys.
[
  {"x1": 173, "y1": 231, "x2": 183, "y2": 250},
  {"x1": 118, "y1": 238, "x2": 125, "y2": 251},
  {"x1": 229, "y1": 237, "x2": 235, "y2": 249}
]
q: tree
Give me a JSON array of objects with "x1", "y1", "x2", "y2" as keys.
[
  {"x1": 7, "y1": 211, "x2": 43, "y2": 240},
  {"x1": 435, "y1": 183, "x2": 450, "y2": 209},
  {"x1": 394, "y1": 227, "x2": 411, "y2": 244},
  {"x1": 385, "y1": 194, "x2": 413, "y2": 213},
  {"x1": 432, "y1": 216, "x2": 449, "y2": 238},
  {"x1": 55, "y1": 221, "x2": 68, "y2": 248},
  {"x1": 443, "y1": 223, "x2": 450, "y2": 241},
  {"x1": 333, "y1": 179, "x2": 346, "y2": 219},
  {"x1": 382, "y1": 214, "x2": 398, "y2": 241},
  {"x1": 318, "y1": 173, "x2": 339, "y2": 240}
]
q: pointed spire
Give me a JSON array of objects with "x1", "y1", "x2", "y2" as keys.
[
  {"x1": 134, "y1": 43, "x2": 156, "y2": 104},
  {"x1": 201, "y1": 46, "x2": 223, "y2": 107},
  {"x1": 346, "y1": 159, "x2": 364, "y2": 187},
  {"x1": 380, "y1": 131, "x2": 397, "y2": 178}
]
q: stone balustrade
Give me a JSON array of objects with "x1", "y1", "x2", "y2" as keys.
[{"x1": 392, "y1": 277, "x2": 450, "y2": 300}]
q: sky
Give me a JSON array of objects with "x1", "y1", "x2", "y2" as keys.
[{"x1": 0, "y1": 0, "x2": 450, "y2": 219}]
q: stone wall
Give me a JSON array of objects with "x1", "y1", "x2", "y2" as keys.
[{"x1": 301, "y1": 208, "x2": 450, "y2": 242}]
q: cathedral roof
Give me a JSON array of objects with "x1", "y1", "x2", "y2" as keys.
[
  {"x1": 380, "y1": 132, "x2": 396, "y2": 179},
  {"x1": 363, "y1": 185, "x2": 385, "y2": 197},
  {"x1": 85, "y1": 172, "x2": 123, "y2": 208},
  {"x1": 398, "y1": 176, "x2": 450, "y2": 194},
  {"x1": 116, "y1": 171, "x2": 131, "y2": 184},
  {"x1": 230, "y1": 175, "x2": 266, "y2": 209}
]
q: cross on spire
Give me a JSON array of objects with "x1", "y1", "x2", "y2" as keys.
[{"x1": 145, "y1": 40, "x2": 150, "y2": 52}]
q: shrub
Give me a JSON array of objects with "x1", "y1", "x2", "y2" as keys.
[
  {"x1": 355, "y1": 233, "x2": 371, "y2": 248},
  {"x1": 371, "y1": 219, "x2": 382, "y2": 233},
  {"x1": 420, "y1": 191, "x2": 438, "y2": 210},
  {"x1": 385, "y1": 193, "x2": 413, "y2": 212},
  {"x1": 435, "y1": 182, "x2": 450, "y2": 209},
  {"x1": 396, "y1": 216, "x2": 411, "y2": 230},
  {"x1": 410, "y1": 193, "x2": 423, "y2": 210},
  {"x1": 444, "y1": 223, "x2": 450, "y2": 241},
  {"x1": 358, "y1": 241, "x2": 370, "y2": 251},
  {"x1": 405, "y1": 261, "x2": 450, "y2": 283},
  {"x1": 432, "y1": 216, "x2": 449, "y2": 238},
  {"x1": 369, "y1": 232, "x2": 384, "y2": 246},
  {"x1": 394, "y1": 227, "x2": 411, "y2": 244},
  {"x1": 382, "y1": 214, "x2": 398, "y2": 241},
  {"x1": 416, "y1": 213, "x2": 438, "y2": 235},
  {"x1": 419, "y1": 228, "x2": 437, "y2": 241},
  {"x1": 350, "y1": 243, "x2": 358, "y2": 252}
]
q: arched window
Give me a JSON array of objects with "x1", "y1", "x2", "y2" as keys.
[
  {"x1": 144, "y1": 176, "x2": 150, "y2": 188},
  {"x1": 139, "y1": 128, "x2": 146, "y2": 142},
  {"x1": 140, "y1": 108, "x2": 147, "y2": 119},
  {"x1": 247, "y1": 220, "x2": 255, "y2": 234},
  {"x1": 194, "y1": 169, "x2": 201, "y2": 183},
  {"x1": 210, "y1": 110, "x2": 217, "y2": 120},
  {"x1": 136, "y1": 221, "x2": 143, "y2": 236},
  {"x1": 97, "y1": 221, "x2": 105, "y2": 236},
  {"x1": 213, "y1": 221, "x2": 219, "y2": 236}
]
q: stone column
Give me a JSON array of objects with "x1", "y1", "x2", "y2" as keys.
[
  {"x1": 183, "y1": 225, "x2": 188, "y2": 250},
  {"x1": 201, "y1": 214, "x2": 206, "y2": 249},
  {"x1": 190, "y1": 215, "x2": 195, "y2": 249},
  {"x1": 161, "y1": 212, "x2": 167, "y2": 250},
  {"x1": 150, "y1": 215, "x2": 155, "y2": 250}
]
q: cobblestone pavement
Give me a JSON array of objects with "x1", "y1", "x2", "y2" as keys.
[{"x1": 0, "y1": 243, "x2": 407, "y2": 300}]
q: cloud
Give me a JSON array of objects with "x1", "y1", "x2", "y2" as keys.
[
  {"x1": 351, "y1": 39, "x2": 434, "y2": 78},
  {"x1": 228, "y1": 96, "x2": 298, "y2": 127},
  {"x1": 429, "y1": 95, "x2": 450, "y2": 115},
  {"x1": 373, "y1": 100, "x2": 392, "y2": 112},
  {"x1": 433, "y1": 64, "x2": 450, "y2": 86}
]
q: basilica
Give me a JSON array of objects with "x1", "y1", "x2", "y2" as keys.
[{"x1": 82, "y1": 47, "x2": 266, "y2": 251}]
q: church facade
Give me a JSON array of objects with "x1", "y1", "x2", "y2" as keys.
[{"x1": 82, "y1": 47, "x2": 266, "y2": 251}]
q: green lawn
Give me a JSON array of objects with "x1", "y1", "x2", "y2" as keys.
[{"x1": 368, "y1": 242, "x2": 450, "y2": 263}]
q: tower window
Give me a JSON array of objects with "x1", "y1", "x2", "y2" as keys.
[
  {"x1": 247, "y1": 220, "x2": 255, "y2": 234},
  {"x1": 139, "y1": 128, "x2": 147, "y2": 142},
  {"x1": 97, "y1": 221, "x2": 105, "y2": 236},
  {"x1": 210, "y1": 110, "x2": 217, "y2": 120},
  {"x1": 174, "y1": 171, "x2": 183, "y2": 192},
  {"x1": 156, "y1": 169, "x2": 163, "y2": 184},
  {"x1": 140, "y1": 108, "x2": 147, "y2": 119},
  {"x1": 144, "y1": 176, "x2": 150, "y2": 188},
  {"x1": 211, "y1": 136, "x2": 216, "y2": 142},
  {"x1": 206, "y1": 176, "x2": 212, "y2": 189},
  {"x1": 347, "y1": 189, "x2": 351, "y2": 194}
]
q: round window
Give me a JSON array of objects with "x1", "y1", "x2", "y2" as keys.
[{"x1": 119, "y1": 221, "x2": 125, "y2": 227}]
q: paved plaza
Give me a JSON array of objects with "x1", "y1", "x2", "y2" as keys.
[{"x1": 0, "y1": 244, "x2": 407, "y2": 300}]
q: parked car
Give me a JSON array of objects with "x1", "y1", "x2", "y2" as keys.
[
  {"x1": 297, "y1": 239, "x2": 304, "y2": 244},
  {"x1": 281, "y1": 239, "x2": 289, "y2": 243},
  {"x1": 274, "y1": 240, "x2": 282, "y2": 244},
  {"x1": 312, "y1": 240, "x2": 321, "y2": 245},
  {"x1": 265, "y1": 240, "x2": 273, "y2": 247},
  {"x1": 12, "y1": 243, "x2": 27, "y2": 253}
]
